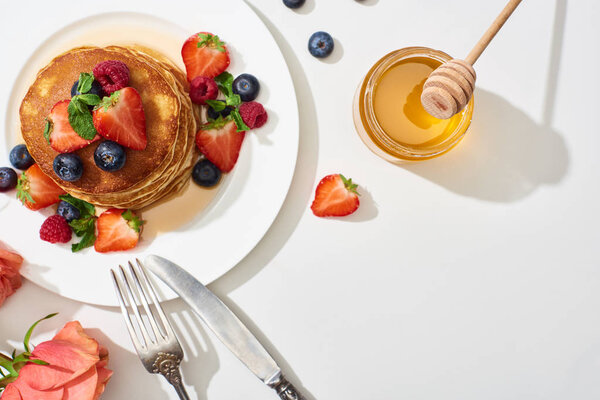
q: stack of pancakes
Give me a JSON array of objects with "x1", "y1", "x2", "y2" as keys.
[{"x1": 19, "y1": 45, "x2": 200, "y2": 210}]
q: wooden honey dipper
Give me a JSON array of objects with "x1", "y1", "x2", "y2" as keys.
[{"x1": 421, "y1": 0, "x2": 523, "y2": 119}]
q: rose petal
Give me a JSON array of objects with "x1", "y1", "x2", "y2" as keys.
[
  {"x1": 4, "y1": 378, "x2": 64, "y2": 400},
  {"x1": 0, "y1": 248, "x2": 24, "y2": 271},
  {"x1": 52, "y1": 322, "x2": 99, "y2": 356},
  {"x1": 25, "y1": 341, "x2": 99, "y2": 390},
  {"x1": 95, "y1": 345, "x2": 109, "y2": 369},
  {"x1": 62, "y1": 365, "x2": 99, "y2": 400},
  {"x1": 1, "y1": 383, "x2": 23, "y2": 400},
  {"x1": 93, "y1": 366, "x2": 113, "y2": 400},
  {"x1": 0, "y1": 246, "x2": 22, "y2": 308},
  {"x1": 0, "y1": 276, "x2": 12, "y2": 307}
]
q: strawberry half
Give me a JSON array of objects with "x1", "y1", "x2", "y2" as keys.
[
  {"x1": 93, "y1": 87, "x2": 147, "y2": 150},
  {"x1": 182, "y1": 32, "x2": 230, "y2": 81},
  {"x1": 17, "y1": 164, "x2": 66, "y2": 211},
  {"x1": 46, "y1": 100, "x2": 100, "y2": 153},
  {"x1": 195, "y1": 118, "x2": 245, "y2": 173},
  {"x1": 311, "y1": 174, "x2": 360, "y2": 217},
  {"x1": 94, "y1": 209, "x2": 144, "y2": 253}
]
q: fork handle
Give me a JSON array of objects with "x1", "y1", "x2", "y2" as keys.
[
  {"x1": 172, "y1": 380, "x2": 190, "y2": 400},
  {"x1": 268, "y1": 375, "x2": 306, "y2": 400}
]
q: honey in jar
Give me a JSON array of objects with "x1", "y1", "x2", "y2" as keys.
[{"x1": 353, "y1": 47, "x2": 474, "y2": 162}]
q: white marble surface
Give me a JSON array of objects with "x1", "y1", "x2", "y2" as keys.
[{"x1": 1, "y1": 0, "x2": 600, "y2": 399}]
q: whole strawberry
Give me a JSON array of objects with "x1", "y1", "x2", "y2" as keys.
[
  {"x1": 311, "y1": 174, "x2": 360, "y2": 217},
  {"x1": 40, "y1": 215, "x2": 72, "y2": 243}
]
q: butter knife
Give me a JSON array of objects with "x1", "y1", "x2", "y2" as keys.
[{"x1": 144, "y1": 255, "x2": 306, "y2": 400}]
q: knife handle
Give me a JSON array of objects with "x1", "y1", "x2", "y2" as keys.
[{"x1": 268, "y1": 375, "x2": 306, "y2": 400}]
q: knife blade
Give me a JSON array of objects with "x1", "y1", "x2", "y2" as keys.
[{"x1": 144, "y1": 255, "x2": 306, "y2": 400}]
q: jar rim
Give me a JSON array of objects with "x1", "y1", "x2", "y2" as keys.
[{"x1": 357, "y1": 46, "x2": 474, "y2": 161}]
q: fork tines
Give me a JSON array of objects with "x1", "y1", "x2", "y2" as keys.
[{"x1": 111, "y1": 259, "x2": 177, "y2": 353}]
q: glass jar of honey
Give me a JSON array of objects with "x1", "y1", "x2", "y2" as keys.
[{"x1": 353, "y1": 47, "x2": 474, "y2": 163}]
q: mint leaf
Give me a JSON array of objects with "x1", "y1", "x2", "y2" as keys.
[
  {"x1": 226, "y1": 94, "x2": 241, "y2": 107},
  {"x1": 43, "y1": 118, "x2": 52, "y2": 144},
  {"x1": 72, "y1": 230, "x2": 95, "y2": 253},
  {"x1": 122, "y1": 209, "x2": 145, "y2": 233},
  {"x1": 77, "y1": 72, "x2": 94, "y2": 94},
  {"x1": 69, "y1": 216, "x2": 95, "y2": 237},
  {"x1": 231, "y1": 109, "x2": 250, "y2": 132},
  {"x1": 214, "y1": 71, "x2": 234, "y2": 97},
  {"x1": 67, "y1": 97, "x2": 97, "y2": 140},
  {"x1": 69, "y1": 214, "x2": 96, "y2": 252},
  {"x1": 74, "y1": 97, "x2": 87, "y2": 114},
  {"x1": 77, "y1": 94, "x2": 101, "y2": 106},
  {"x1": 59, "y1": 194, "x2": 95, "y2": 217},
  {"x1": 205, "y1": 100, "x2": 226, "y2": 112}
]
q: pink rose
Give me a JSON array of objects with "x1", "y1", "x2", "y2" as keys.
[
  {"x1": 2, "y1": 321, "x2": 113, "y2": 400},
  {"x1": 0, "y1": 246, "x2": 23, "y2": 307}
]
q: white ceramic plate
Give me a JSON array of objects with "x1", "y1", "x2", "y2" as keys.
[{"x1": 0, "y1": 0, "x2": 299, "y2": 306}]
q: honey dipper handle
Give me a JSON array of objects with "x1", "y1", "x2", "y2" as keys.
[{"x1": 465, "y1": 0, "x2": 523, "y2": 65}]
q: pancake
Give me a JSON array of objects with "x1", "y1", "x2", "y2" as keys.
[{"x1": 19, "y1": 46, "x2": 200, "y2": 210}]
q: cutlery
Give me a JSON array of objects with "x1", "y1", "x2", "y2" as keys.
[
  {"x1": 111, "y1": 260, "x2": 190, "y2": 400},
  {"x1": 145, "y1": 255, "x2": 307, "y2": 400}
]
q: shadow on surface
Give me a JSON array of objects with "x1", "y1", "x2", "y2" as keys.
[
  {"x1": 403, "y1": 0, "x2": 569, "y2": 202},
  {"x1": 293, "y1": 0, "x2": 316, "y2": 15},
  {"x1": 403, "y1": 89, "x2": 569, "y2": 202},
  {"x1": 356, "y1": 0, "x2": 379, "y2": 6},
  {"x1": 166, "y1": 304, "x2": 220, "y2": 400}
]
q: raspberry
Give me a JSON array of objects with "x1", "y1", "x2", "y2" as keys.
[
  {"x1": 189, "y1": 76, "x2": 218, "y2": 105},
  {"x1": 93, "y1": 60, "x2": 130, "y2": 95},
  {"x1": 239, "y1": 101, "x2": 268, "y2": 129},
  {"x1": 40, "y1": 215, "x2": 72, "y2": 244}
]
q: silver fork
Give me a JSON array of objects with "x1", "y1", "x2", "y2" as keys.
[{"x1": 111, "y1": 259, "x2": 190, "y2": 400}]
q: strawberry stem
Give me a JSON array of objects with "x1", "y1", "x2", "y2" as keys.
[
  {"x1": 340, "y1": 174, "x2": 360, "y2": 196},
  {"x1": 197, "y1": 33, "x2": 226, "y2": 52}
]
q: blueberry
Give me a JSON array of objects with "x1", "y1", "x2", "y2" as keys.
[
  {"x1": 233, "y1": 74, "x2": 260, "y2": 102},
  {"x1": 206, "y1": 100, "x2": 234, "y2": 120},
  {"x1": 71, "y1": 79, "x2": 105, "y2": 98},
  {"x1": 0, "y1": 167, "x2": 17, "y2": 192},
  {"x1": 57, "y1": 201, "x2": 80, "y2": 222},
  {"x1": 192, "y1": 159, "x2": 221, "y2": 187},
  {"x1": 308, "y1": 31, "x2": 335, "y2": 58},
  {"x1": 53, "y1": 153, "x2": 83, "y2": 182},
  {"x1": 283, "y1": 0, "x2": 305, "y2": 9},
  {"x1": 94, "y1": 141, "x2": 126, "y2": 172},
  {"x1": 9, "y1": 144, "x2": 34, "y2": 170}
]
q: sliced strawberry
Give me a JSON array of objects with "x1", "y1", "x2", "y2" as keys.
[
  {"x1": 94, "y1": 209, "x2": 144, "y2": 253},
  {"x1": 17, "y1": 164, "x2": 65, "y2": 211},
  {"x1": 195, "y1": 118, "x2": 245, "y2": 173},
  {"x1": 182, "y1": 32, "x2": 230, "y2": 81},
  {"x1": 47, "y1": 100, "x2": 100, "y2": 153},
  {"x1": 311, "y1": 174, "x2": 360, "y2": 217},
  {"x1": 92, "y1": 87, "x2": 147, "y2": 150}
]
